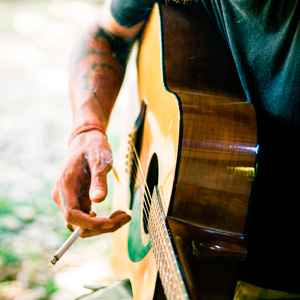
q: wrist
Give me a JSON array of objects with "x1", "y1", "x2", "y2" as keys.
[
  {"x1": 71, "y1": 97, "x2": 109, "y2": 131},
  {"x1": 69, "y1": 123, "x2": 107, "y2": 145},
  {"x1": 72, "y1": 114, "x2": 108, "y2": 131}
]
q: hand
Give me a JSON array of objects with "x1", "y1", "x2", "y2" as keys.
[{"x1": 51, "y1": 129, "x2": 130, "y2": 236}]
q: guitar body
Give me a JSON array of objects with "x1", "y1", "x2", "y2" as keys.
[{"x1": 111, "y1": 4, "x2": 257, "y2": 300}]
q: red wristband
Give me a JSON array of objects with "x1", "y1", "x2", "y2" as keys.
[{"x1": 69, "y1": 124, "x2": 107, "y2": 144}]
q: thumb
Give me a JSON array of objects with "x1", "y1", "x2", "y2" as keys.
[
  {"x1": 85, "y1": 143, "x2": 113, "y2": 203},
  {"x1": 89, "y1": 165, "x2": 110, "y2": 202},
  {"x1": 89, "y1": 170, "x2": 108, "y2": 202}
]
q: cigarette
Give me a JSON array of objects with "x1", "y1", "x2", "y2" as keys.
[{"x1": 50, "y1": 227, "x2": 83, "y2": 265}]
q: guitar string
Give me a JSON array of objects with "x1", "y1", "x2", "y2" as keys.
[
  {"x1": 128, "y1": 139, "x2": 152, "y2": 199},
  {"x1": 128, "y1": 144, "x2": 152, "y2": 221},
  {"x1": 128, "y1": 139, "x2": 153, "y2": 220},
  {"x1": 129, "y1": 155, "x2": 151, "y2": 215},
  {"x1": 129, "y1": 152, "x2": 185, "y2": 299},
  {"x1": 127, "y1": 141, "x2": 187, "y2": 298},
  {"x1": 128, "y1": 152, "x2": 166, "y2": 261}
]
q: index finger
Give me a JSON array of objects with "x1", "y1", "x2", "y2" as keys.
[{"x1": 59, "y1": 187, "x2": 98, "y2": 230}]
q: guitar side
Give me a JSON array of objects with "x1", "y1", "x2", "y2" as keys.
[
  {"x1": 111, "y1": 3, "x2": 257, "y2": 300},
  {"x1": 162, "y1": 5, "x2": 257, "y2": 298}
]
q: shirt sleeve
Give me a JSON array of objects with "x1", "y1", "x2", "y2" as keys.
[{"x1": 110, "y1": 0, "x2": 155, "y2": 27}]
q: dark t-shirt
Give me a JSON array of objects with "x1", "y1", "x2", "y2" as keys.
[{"x1": 111, "y1": 0, "x2": 300, "y2": 293}]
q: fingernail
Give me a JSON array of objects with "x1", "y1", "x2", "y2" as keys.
[
  {"x1": 91, "y1": 189, "x2": 103, "y2": 200},
  {"x1": 65, "y1": 222, "x2": 74, "y2": 232},
  {"x1": 89, "y1": 211, "x2": 97, "y2": 217}
]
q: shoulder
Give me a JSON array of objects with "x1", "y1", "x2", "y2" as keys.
[
  {"x1": 98, "y1": 0, "x2": 155, "y2": 41},
  {"x1": 110, "y1": 0, "x2": 155, "y2": 28}
]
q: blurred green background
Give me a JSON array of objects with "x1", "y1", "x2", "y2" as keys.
[{"x1": 0, "y1": 0, "x2": 123, "y2": 299}]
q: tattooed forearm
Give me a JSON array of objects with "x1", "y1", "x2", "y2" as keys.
[
  {"x1": 81, "y1": 61, "x2": 124, "y2": 121},
  {"x1": 69, "y1": 24, "x2": 137, "y2": 126}
]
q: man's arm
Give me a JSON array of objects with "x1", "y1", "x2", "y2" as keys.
[
  {"x1": 51, "y1": 1, "x2": 145, "y2": 237},
  {"x1": 69, "y1": 2, "x2": 145, "y2": 131}
]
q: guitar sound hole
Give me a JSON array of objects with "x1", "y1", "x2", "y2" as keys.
[{"x1": 143, "y1": 154, "x2": 159, "y2": 235}]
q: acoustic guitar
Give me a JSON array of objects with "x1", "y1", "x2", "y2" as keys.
[{"x1": 111, "y1": 3, "x2": 257, "y2": 300}]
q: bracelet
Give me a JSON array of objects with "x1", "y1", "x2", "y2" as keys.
[{"x1": 69, "y1": 124, "x2": 107, "y2": 144}]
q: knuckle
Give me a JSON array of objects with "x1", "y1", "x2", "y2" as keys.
[
  {"x1": 60, "y1": 170, "x2": 73, "y2": 185},
  {"x1": 63, "y1": 209, "x2": 73, "y2": 224}
]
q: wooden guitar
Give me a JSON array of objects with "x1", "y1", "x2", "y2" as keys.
[{"x1": 111, "y1": 3, "x2": 257, "y2": 300}]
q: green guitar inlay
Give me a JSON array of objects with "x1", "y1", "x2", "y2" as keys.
[{"x1": 128, "y1": 186, "x2": 152, "y2": 262}]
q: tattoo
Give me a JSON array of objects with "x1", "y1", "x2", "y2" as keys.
[
  {"x1": 72, "y1": 28, "x2": 134, "y2": 67},
  {"x1": 82, "y1": 62, "x2": 122, "y2": 121},
  {"x1": 59, "y1": 189, "x2": 67, "y2": 212},
  {"x1": 94, "y1": 28, "x2": 135, "y2": 67},
  {"x1": 70, "y1": 26, "x2": 135, "y2": 123},
  {"x1": 75, "y1": 48, "x2": 107, "y2": 65},
  {"x1": 84, "y1": 62, "x2": 122, "y2": 82}
]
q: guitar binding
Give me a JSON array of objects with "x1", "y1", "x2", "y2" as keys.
[{"x1": 127, "y1": 100, "x2": 147, "y2": 210}]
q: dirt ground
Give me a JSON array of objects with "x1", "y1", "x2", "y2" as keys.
[{"x1": 0, "y1": 1, "x2": 125, "y2": 299}]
